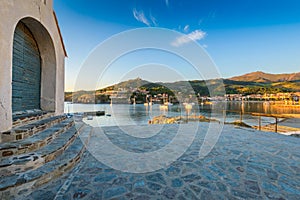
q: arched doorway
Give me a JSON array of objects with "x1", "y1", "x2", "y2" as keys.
[{"x1": 12, "y1": 22, "x2": 41, "y2": 113}]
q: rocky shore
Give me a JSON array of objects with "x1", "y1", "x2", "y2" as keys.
[{"x1": 148, "y1": 115, "x2": 214, "y2": 124}]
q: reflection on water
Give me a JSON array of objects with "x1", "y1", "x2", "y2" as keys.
[
  {"x1": 225, "y1": 101, "x2": 300, "y2": 115},
  {"x1": 64, "y1": 101, "x2": 300, "y2": 127}
]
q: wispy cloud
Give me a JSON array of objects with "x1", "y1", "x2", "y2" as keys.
[
  {"x1": 150, "y1": 12, "x2": 158, "y2": 26},
  {"x1": 133, "y1": 8, "x2": 158, "y2": 26},
  {"x1": 165, "y1": 0, "x2": 169, "y2": 7},
  {"x1": 171, "y1": 30, "x2": 207, "y2": 47},
  {"x1": 133, "y1": 8, "x2": 151, "y2": 26},
  {"x1": 198, "y1": 19, "x2": 203, "y2": 25},
  {"x1": 183, "y1": 25, "x2": 190, "y2": 32}
]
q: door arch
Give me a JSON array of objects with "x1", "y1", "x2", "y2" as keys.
[{"x1": 12, "y1": 22, "x2": 41, "y2": 113}]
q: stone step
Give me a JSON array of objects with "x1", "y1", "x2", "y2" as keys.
[
  {"x1": 0, "y1": 125, "x2": 92, "y2": 196},
  {"x1": 0, "y1": 118, "x2": 74, "y2": 159},
  {"x1": 0, "y1": 122, "x2": 85, "y2": 176},
  {"x1": 1, "y1": 115, "x2": 67, "y2": 143},
  {"x1": 12, "y1": 111, "x2": 55, "y2": 128}
]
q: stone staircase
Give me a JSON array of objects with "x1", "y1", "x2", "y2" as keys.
[{"x1": 0, "y1": 113, "x2": 92, "y2": 199}]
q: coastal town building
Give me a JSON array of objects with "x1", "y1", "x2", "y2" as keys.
[
  {"x1": 225, "y1": 92, "x2": 300, "y2": 103},
  {"x1": 0, "y1": 0, "x2": 66, "y2": 132}
]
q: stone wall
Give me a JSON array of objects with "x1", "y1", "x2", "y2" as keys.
[{"x1": 0, "y1": 0, "x2": 66, "y2": 132}]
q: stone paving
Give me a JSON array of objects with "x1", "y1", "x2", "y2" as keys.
[{"x1": 26, "y1": 122, "x2": 299, "y2": 199}]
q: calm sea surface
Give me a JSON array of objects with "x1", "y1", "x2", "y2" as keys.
[{"x1": 64, "y1": 102, "x2": 300, "y2": 127}]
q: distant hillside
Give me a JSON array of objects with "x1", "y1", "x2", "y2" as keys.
[
  {"x1": 229, "y1": 71, "x2": 300, "y2": 83},
  {"x1": 114, "y1": 78, "x2": 150, "y2": 90},
  {"x1": 66, "y1": 71, "x2": 300, "y2": 102}
]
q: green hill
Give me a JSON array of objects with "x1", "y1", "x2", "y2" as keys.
[{"x1": 66, "y1": 71, "x2": 300, "y2": 102}]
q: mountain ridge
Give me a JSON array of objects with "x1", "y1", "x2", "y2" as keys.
[{"x1": 229, "y1": 71, "x2": 300, "y2": 83}]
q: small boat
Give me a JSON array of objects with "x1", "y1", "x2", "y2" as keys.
[
  {"x1": 87, "y1": 115, "x2": 93, "y2": 120},
  {"x1": 106, "y1": 114, "x2": 111, "y2": 117},
  {"x1": 66, "y1": 113, "x2": 73, "y2": 118}
]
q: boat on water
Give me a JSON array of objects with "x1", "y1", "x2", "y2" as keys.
[
  {"x1": 164, "y1": 102, "x2": 173, "y2": 106},
  {"x1": 87, "y1": 115, "x2": 93, "y2": 120}
]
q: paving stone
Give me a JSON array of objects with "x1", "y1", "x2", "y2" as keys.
[
  {"x1": 89, "y1": 190, "x2": 103, "y2": 199},
  {"x1": 133, "y1": 180, "x2": 145, "y2": 188},
  {"x1": 197, "y1": 180, "x2": 217, "y2": 191},
  {"x1": 183, "y1": 188, "x2": 198, "y2": 200},
  {"x1": 94, "y1": 174, "x2": 117, "y2": 183},
  {"x1": 146, "y1": 181, "x2": 162, "y2": 191},
  {"x1": 189, "y1": 185, "x2": 202, "y2": 195},
  {"x1": 181, "y1": 173, "x2": 201, "y2": 183},
  {"x1": 279, "y1": 175, "x2": 299, "y2": 188},
  {"x1": 231, "y1": 189, "x2": 259, "y2": 199},
  {"x1": 229, "y1": 158, "x2": 243, "y2": 166},
  {"x1": 134, "y1": 195, "x2": 151, "y2": 200},
  {"x1": 244, "y1": 180, "x2": 261, "y2": 194},
  {"x1": 261, "y1": 182, "x2": 280, "y2": 193},
  {"x1": 145, "y1": 173, "x2": 166, "y2": 185},
  {"x1": 208, "y1": 164, "x2": 227, "y2": 177},
  {"x1": 279, "y1": 181, "x2": 300, "y2": 195},
  {"x1": 161, "y1": 187, "x2": 177, "y2": 199},
  {"x1": 200, "y1": 189, "x2": 216, "y2": 200},
  {"x1": 112, "y1": 177, "x2": 128, "y2": 185},
  {"x1": 177, "y1": 194, "x2": 187, "y2": 200},
  {"x1": 216, "y1": 182, "x2": 227, "y2": 192},
  {"x1": 133, "y1": 187, "x2": 155, "y2": 196},
  {"x1": 171, "y1": 178, "x2": 183, "y2": 188},
  {"x1": 72, "y1": 188, "x2": 91, "y2": 199},
  {"x1": 30, "y1": 190, "x2": 56, "y2": 200},
  {"x1": 200, "y1": 169, "x2": 218, "y2": 181},
  {"x1": 264, "y1": 192, "x2": 286, "y2": 200},
  {"x1": 104, "y1": 186, "x2": 127, "y2": 199}
]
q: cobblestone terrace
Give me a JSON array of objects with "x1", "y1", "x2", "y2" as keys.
[{"x1": 26, "y1": 123, "x2": 299, "y2": 199}]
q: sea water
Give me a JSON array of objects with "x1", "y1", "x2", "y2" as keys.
[{"x1": 64, "y1": 101, "x2": 300, "y2": 127}]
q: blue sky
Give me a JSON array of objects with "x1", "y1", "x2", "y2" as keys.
[{"x1": 53, "y1": 0, "x2": 300, "y2": 91}]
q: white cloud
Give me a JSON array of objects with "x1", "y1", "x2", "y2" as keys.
[
  {"x1": 133, "y1": 8, "x2": 151, "y2": 26},
  {"x1": 150, "y1": 13, "x2": 158, "y2": 26},
  {"x1": 183, "y1": 25, "x2": 190, "y2": 32},
  {"x1": 133, "y1": 8, "x2": 158, "y2": 26},
  {"x1": 171, "y1": 30, "x2": 207, "y2": 47}
]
